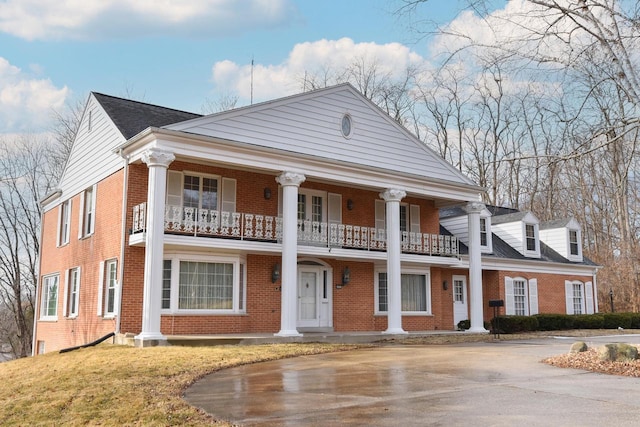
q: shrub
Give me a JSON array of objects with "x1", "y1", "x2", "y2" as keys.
[
  {"x1": 603, "y1": 313, "x2": 633, "y2": 329},
  {"x1": 457, "y1": 319, "x2": 470, "y2": 331},
  {"x1": 573, "y1": 314, "x2": 604, "y2": 329},
  {"x1": 492, "y1": 315, "x2": 539, "y2": 333},
  {"x1": 534, "y1": 313, "x2": 574, "y2": 331}
]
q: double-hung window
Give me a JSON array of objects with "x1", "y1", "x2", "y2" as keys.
[
  {"x1": 565, "y1": 280, "x2": 594, "y2": 314},
  {"x1": 67, "y1": 267, "x2": 80, "y2": 317},
  {"x1": 161, "y1": 255, "x2": 246, "y2": 313},
  {"x1": 78, "y1": 185, "x2": 96, "y2": 238},
  {"x1": 376, "y1": 270, "x2": 431, "y2": 314},
  {"x1": 58, "y1": 200, "x2": 71, "y2": 246},
  {"x1": 525, "y1": 224, "x2": 536, "y2": 252},
  {"x1": 480, "y1": 218, "x2": 488, "y2": 247},
  {"x1": 183, "y1": 174, "x2": 218, "y2": 211},
  {"x1": 40, "y1": 274, "x2": 60, "y2": 320},
  {"x1": 569, "y1": 230, "x2": 579, "y2": 256},
  {"x1": 98, "y1": 259, "x2": 118, "y2": 317},
  {"x1": 505, "y1": 277, "x2": 538, "y2": 315}
]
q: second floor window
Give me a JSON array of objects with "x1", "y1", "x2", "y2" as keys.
[
  {"x1": 58, "y1": 200, "x2": 71, "y2": 246},
  {"x1": 79, "y1": 186, "x2": 96, "y2": 238},
  {"x1": 184, "y1": 174, "x2": 218, "y2": 211},
  {"x1": 167, "y1": 171, "x2": 236, "y2": 214}
]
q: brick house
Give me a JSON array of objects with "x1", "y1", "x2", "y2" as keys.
[{"x1": 32, "y1": 84, "x2": 599, "y2": 353}]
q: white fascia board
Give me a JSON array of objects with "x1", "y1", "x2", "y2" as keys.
[
  {"x1": 119, "y1": 128, "x2": 483, "y2": 203},
  {"x1": 458, "y1": 255, "x2": 600, "y2": 275}
]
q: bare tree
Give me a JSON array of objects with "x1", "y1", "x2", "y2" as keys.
[{"x1": 0, "y1": 135, "x2": 59, "y2": 358}]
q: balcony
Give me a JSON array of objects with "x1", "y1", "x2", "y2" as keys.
[{"x1": 132, "y1": 203, "x2": 459, "y2": 257}]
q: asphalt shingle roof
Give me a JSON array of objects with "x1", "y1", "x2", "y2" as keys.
[{"x1": 93, "y1": 92, "x2": 202, "y2": 140}]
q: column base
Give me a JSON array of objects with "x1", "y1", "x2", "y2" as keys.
[
  {"x1": 134, "y1": 332, "x2": 168, "y2": 348},
  {"x1": 382, "y1": 328, "x2": 408, "y2": 335},
  {"x1": 466, "y1": 327, "x2": 489, "y2": 334},
  {"x1": 274, "y1": 330, "x2": 303, "y2": 337}
]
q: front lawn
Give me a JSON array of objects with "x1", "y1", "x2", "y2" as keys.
[{"x1": 0, "y1": 343, "x2": 353, "y2": 426}]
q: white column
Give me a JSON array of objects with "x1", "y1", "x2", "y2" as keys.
[
  {"x1": 275, "y1": 171, "x2": 306, "y2": 337},
  {"x1": 135, "y1": 149, "x2": 175, "y2": 346},
  {"x1": 381, "y1": 188, "x2": 407, "y2": 335},
  {"x1": 465, "y1": 201, "x2": 488, "y2": 333}
]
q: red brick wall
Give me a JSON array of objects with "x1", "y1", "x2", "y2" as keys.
[
  {"x1": 39, "y1": 159, "x2": 596, "y2": 343},
  {"x1": 35, "y1": 170, "x2": 124, "y2": 353}
]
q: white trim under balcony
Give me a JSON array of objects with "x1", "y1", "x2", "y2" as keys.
[{"x1": 130, "y1": 203, "x2": 459, "y2": 258}]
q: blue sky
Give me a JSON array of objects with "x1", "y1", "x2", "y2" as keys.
[{"x1": 0, "y1": 0, "x2": 488, "y2": 135}]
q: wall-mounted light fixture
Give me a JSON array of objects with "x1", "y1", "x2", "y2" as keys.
[
  {"x1": 271, "y1": 263, "x2": 280, "y2": 283},
  {"x1": 346, "y1": 199, "x2": 354, "y2": 211},
  {"x1": 342, "y1": 267, "x2": 351, "y2": 286},
  {"x1": 443, "y1": 280, "x2": 448, "y2": 291},
  {"x1": 264, "y1": 187, "x2": 272, "y2": 200}
]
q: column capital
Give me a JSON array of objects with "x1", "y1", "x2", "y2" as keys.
[
  {"x1": 142, "y1": 149, "x2": 175, "y2": 168},
  {"x1": 379, "y1": 188, "x2": 406, "y2": 202},
  {"x1": 465, "y1": 201, "x2": 486, "y2": 214},
  {"x1": 276, "y1": 171, "x2": 306, "y2": 187}
]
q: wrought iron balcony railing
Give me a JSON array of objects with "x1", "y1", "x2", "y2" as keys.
[{"x1": 132, "y1": 203, "x2": 459, "y2": 257}]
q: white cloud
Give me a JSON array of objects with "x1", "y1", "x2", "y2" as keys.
[
  {"x1": 211, "y1": 37, "x2": 427, "y2": 103},
  {"x1": 0, "y1": 57, "x2": 68, "y2": 133},
  {"x1": 0, "y1": 0, "x2": 297, "y2": 40}
]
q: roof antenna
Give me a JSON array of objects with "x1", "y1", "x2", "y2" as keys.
[{"x1": 250, "y1": 56, "x2": 254, "y2": 105}]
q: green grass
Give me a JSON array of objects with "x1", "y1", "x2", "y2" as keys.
[{"x1": 0, "y1": 343, "x2": 354, "y2": 426}]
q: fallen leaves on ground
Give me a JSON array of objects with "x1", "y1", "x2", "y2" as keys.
[{"x1": 543, "y1": 346, "x2": 640, "y2": 377}]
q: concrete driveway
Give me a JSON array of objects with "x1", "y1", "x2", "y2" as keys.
[{"x1": 184, "y1": 335, "x2": 640, "y2": 426}]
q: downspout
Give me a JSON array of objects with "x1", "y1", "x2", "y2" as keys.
[
  {"x1": 31, "y1": 208, "x2": 46, "y2": 356},
  {"x1": 115, "y1": 151, "x2": 130, "y2": 335}
]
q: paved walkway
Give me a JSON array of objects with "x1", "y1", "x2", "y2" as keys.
[{"x1": 184, "y1": 335, "x2": 640, "y2": 426}]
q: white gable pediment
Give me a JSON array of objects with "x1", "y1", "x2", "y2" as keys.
[
  {"x1": 166, "y1": 84, "x2": 474, "y2": 188},
  {"x1": 49, "y1": 94, "x2": 126, "y2": 211}
]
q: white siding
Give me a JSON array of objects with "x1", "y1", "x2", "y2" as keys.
[
  {"x1": 49, "y1": 94, "x2": 126, "y2": 211},
  {"x1": 440, "y1": 216, "x2": 468, "y2": 243},
  {"x1": 167, "y1": 85, "x2": 473, "y2": 188},
  {"x1": 539, "y1": 227, "x2": 567, "y2": 257},
  {"x1": 492, "y1": 221, "x2": 523, "y2": 254}
]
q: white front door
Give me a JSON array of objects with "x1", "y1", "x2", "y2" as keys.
[
  {"x1": 297, "y1": 266, "x2": 332, "y2": 329},
  {"x1": 452, "y1": 275, "x2": 468, "y2": 328}
]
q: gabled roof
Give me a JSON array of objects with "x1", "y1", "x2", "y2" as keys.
[
  {"x1": 491, "y1": 211, "x2": 529, "y2": 225},
  {"x1": 540, "y1": 218, "x2": 577, "y2": 230},
  {"x1": 448, "y1": 226, "x2": 598, "y2": 266},
  {"x1": 164, "y1": 83, "x2": 478, "y2": 189},
  {"x1": 92, "y1": 93, "x2": 202, "y2": 140}
]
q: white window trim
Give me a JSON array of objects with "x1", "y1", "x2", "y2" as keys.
[
  {"x1": 161, "y1": 252, "x2": 247, "y2": 315},
  {"x1": 479, "y1": 216, "x2": 493, "y2": 253},
  {"x1": 565, "y1": 280, "x2": 594, "y2": 315},
  {"x1": 78, "y1": 185, "x2": 96, "y2": 239},
  {"x1": 505, "y1": 276, "x2": 538, "y2": 316},
  {"x1": 374, "y1": 267, "x2": 432, "y2": 316},
  {"x1": 298, "y1": 188, "x2": 328, "y2": 223},
  {"x1": 103, "y1": 259, "x2": 118, "y2": 318},
  {"x1": 567, "y1": 228, "x2": 583, "y2": 261},
  {"x1": 523, "y1": 222, "x2": 540, "y2": 258},
  {"x1": 65, "y1": 267, "x2": 81, "y2": 318},
  {"x1": 57, "y1": 200, "x2": 72, "y2": 247},
  {"x1": 40, "y1": 273, "x2": 60, "y2": 321}
]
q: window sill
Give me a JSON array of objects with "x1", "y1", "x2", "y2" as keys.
[
  {"x1": 78, "y1": 233, "x2": 94, "y2": 241},
  {"x1": 374, "y1": 312, "x2": 434, "y2": 317},
  {"x1": 160, "y1": 311, "x2": 247, "y2": 316},
  {"x1": 39, "y1": 317, "x2": 58, "y2": 322}
]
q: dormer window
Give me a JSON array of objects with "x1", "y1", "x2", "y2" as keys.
[
  {"x1": 525, "y1": 224, "x2": 536, "y2": 251},
  {"x1": 569, "y1": 230, "x2": 579, "y2": 256},
  {"x1": 480, "y1": 218, "x2": 488, "y2": 247}
]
